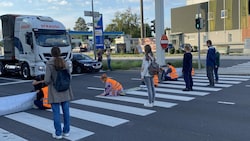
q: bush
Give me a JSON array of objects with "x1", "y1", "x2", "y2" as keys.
[{"x1": 169, "y1": 48, "x2": 175, "y2": 54}]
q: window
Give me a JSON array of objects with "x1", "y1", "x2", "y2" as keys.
[
  {"x1": 208, "y1": 12, "x2": 214, "y2": 20},
  {"x1": 228, "y1": 33, "x2": 232, "y2": 42},
  {"x1": 221, "y1": 10, "x2": 227, "y2": 19}
]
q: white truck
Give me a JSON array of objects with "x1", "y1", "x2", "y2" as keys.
[{"x1": 0, "y1": 14, "x2": 72, "y2": 79}]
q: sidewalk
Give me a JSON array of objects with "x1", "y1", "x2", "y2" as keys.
[{"x1": 195, "y1": 61, "x2": 250, "y2": 75}]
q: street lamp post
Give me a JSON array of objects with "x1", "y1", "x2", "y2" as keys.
[{"x1": 92, "y1": 0, "x2": 96, "y2": 60}]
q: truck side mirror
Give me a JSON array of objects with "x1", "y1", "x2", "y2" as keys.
[{"x1": 25, "y1": 32, "x2": 34, "y2": 49}]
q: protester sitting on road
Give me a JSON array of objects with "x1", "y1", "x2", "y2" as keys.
[
  {"x1": 100, "y1": 73, "x2": 125, "y2": 96},
  {"x1": 161, "y1": 62, "x2": 178, "y2": 81},
  {"x1": 32, "y1": 74, "x2": 51, "y2": 109}
]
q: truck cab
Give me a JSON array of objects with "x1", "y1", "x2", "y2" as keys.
[{"x1": 0, "y1": 14, "x2": 72, "y2": 79}]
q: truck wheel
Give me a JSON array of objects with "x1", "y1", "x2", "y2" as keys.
[{"x1": 21, "y1": 63, "x2": 31, "y2": 79}]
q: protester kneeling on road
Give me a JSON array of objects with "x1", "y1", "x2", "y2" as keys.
[
  {"x1": 161, "y1": 62, "x2": 178, "y2": 81},
  {"x1": 32, "y1": 74, "x2": 51, "y2": 109},
  {"x1": 100, "y1": 73, "x2": 125, "y2": 96}
]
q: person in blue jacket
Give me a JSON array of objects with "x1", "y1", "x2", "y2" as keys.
[{"x1": 206, "y1": 40, "x2": 216, "y2": 87}]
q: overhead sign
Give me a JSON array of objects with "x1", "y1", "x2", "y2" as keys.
[
  {"x1": 160, "y1": 34, "x2": 168, "y2": 49},
  {"x1": 84, "y1": 11, "x2": 99, "y2": 17}
]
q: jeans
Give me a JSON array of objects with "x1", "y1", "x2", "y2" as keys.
[
  {"x1": 144, "y1": 76, "x2": 155, "y2": 103},
  {"x1": 107, "y1": 59, "x2": 112, "y2": 70},
  {"x1": 51, "y1": 101, "x2": 70, "y2": 136}
]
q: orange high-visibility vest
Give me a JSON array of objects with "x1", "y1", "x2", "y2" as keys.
[
  {"x1": 169, "y1": 65, "x2": 178, "y2": 79},
  {"x1": 153, "y1": 74, "x2": 159, "y2": 87},
  {"x1": 41, "y1": 86, "x2": 51, "y2": 109},
  {"x1": 192, "y1": 68, "x2": 195, "y2": 76},
  {"x1": 106, "y1": 78, "x2": 123, "y2": 91}
]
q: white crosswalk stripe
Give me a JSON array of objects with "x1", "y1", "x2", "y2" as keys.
[
  {"x1": 5, "y1": 112, "x2": 94, "y2": 141},
  {"x1": 1, "y1": 74, "x2": 249, "y2": 140},
  {"x1": 160, "y1": 80, "x2": 232, "y2": 87},
  {"x1": 0, "y1": 128, "x2": 28, "y2": 141},
  {"x1": 72, "y1": 99, "x2": 156, "y2": 116}
]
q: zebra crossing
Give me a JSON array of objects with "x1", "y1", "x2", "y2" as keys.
[{"x1": 1, "y1": 74, "x2": 250, "y2": 141}]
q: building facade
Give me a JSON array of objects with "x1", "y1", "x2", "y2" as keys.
[{"x1": 171, "y1": 0, "x2": 250, "y2": 53}]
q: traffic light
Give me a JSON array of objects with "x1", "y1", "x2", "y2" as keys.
[
  {"x1": 150, "y1": 20, "x2": 155, "y2": 33},
  {"x1": 195, "y1": 18, "x2": 203, "y2": 30}
]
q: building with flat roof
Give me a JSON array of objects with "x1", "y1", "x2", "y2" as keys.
[{"x1": 171, "y1": 0, "x2": 250, "y2": 54}]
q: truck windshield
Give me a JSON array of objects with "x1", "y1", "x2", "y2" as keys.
[{"x1": 34, "y1": 29, "x2": 70, "y2": 47}]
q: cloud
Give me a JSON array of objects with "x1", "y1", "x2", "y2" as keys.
[
  {"x1": 0, "y1": 2, "x2": 13, "y2": 7},
  {"x1": 58, "y1": 0, "x2": 68, "y2": 5}
]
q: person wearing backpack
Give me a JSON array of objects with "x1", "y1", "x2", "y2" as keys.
[
  {"x1": 141, "y1": 44, "x2": 156, "y2": 107},
  {"x1": 44, "y1": 47, "x2": 74, "y2": 139}
]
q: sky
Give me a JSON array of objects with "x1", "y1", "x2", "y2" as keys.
[{"x1": 0, "y1": 0, "x2": 186, "y2": 30}]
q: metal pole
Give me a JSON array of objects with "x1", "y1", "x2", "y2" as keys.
[
  {"x1": 140, "y1": 0, "x2": 144, "y2": 38},
  {"x1": 92, "y1": 0, "x2": 96, "y2": 60},
  {"x1": 197, "y1": 4, "x2": 201, "y2": 70}
]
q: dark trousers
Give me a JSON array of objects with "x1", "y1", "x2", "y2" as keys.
[
  {"x1": 183, "y1": 71, "x2": 193, "y2": 89},
  {"x1": 214, "y1": 67, "x2": 219, "y2": 81},
  {"x1": 206, "y1": 66, "x2": 214, "y2": 86},
  {"x1": 34, "y1": 100, "x2": 46, "y2": 110}
]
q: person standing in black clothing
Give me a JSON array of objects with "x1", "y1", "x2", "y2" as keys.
[{"x1": 182, "y1": 44, "x2": 193, "y2": 91}]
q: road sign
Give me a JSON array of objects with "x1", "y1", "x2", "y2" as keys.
[
  {"x1": 84, "y1": 11, "x2": 99, "y2": 17},
  {"x1": 160, "y1": 34, "x2": 168, "y2": 49}
]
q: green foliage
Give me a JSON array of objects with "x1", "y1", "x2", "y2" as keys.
[
  {"x1": 170, "y1": 48, "x2": 175, "y2": 54},
  {"x1": 104, "y1": 8, "x2": 141, "y2": 38},
  {"x1": 74, "y1": 17, "x2": 89, "y2": 31},
  {"x1": 101, "y1": 59, "x2": 202, "y2": 70}
]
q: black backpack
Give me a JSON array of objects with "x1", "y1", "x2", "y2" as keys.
[{"x1": 54, "y1": 69, "x2": 70, "y2": 92}]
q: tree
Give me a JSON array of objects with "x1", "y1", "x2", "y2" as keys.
[
  {"x1": 73, "y1": 17, "x2": 89, "y2": 31},
  {"x1": 105, "y1": 8, "x2": 142, "y2": 38}
]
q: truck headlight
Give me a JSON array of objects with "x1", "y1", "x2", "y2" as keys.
[{"x1": 38, "y1": 66, "x2": 45, "y2": 72}]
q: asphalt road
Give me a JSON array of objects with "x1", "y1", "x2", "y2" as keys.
[{"x1": 0, "y1": 59, "x2": 250, "y2": 141}]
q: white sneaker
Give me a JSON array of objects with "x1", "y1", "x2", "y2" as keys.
[
  {"x1": 63, "y1": 132, "x2": 70, "y2": 137},
  {"x1": 52, "y1": 133, "x2": 62, "y2": 139},
  {"x1": 144, "y1": 102, "x2": 153, "y2": 107}
]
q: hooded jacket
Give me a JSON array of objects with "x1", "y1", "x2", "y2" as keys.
[{"x1": 44, "y1": 58, "x2": 74, "y2": 103}]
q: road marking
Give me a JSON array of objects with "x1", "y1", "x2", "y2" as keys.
[
  {"x1": 195, "y1": 74, "x2": 250, "y2": 79},
  {"x1": 126, "y1": 90, "x2": 194, "y2": 101},
  {"x1": 131, "y1": 78, "x2": 141, "y2": 81},
  {"x1": 72, "y1": 99, "x2": 156, "y2": 116},
  {"x1": 96, "y1": 95, "x2": 177, "y2": 108},
  {"x1": 87, "y1": 86, "x2": 104, "y2": 91},
  {"x1": 178, "y1": 78, "x2": 241, "y2": 84},
  {"x1": 47, "y1": 108, "x2": 129, "y2": 127},
  {"x1": 192, "y1": 76, "x2": 249, "y2": 81},
  {"x1": 217, "y1": 101, "x2": 235, "y2": 105},
  {"x1": 158, "y1": 83, "x2": 222, "y2": 91},
  {"x1": 155, "y1": 87, "x2": 209, "y2": 96},
  {"x1": 0, "y1": 80, "x2": 32, "y2": 86},
  {"x1": 5, "y1": 112, "x2": 94, "y2": 141},
  {"x1": 161, "y1": 81, "x2": 232, "y2": 88},
  {"x1": 246, "y1": 85, "x2": 250, "y2": 87},
  {"x1": 0, "y1": 128, "x2": 27, "y2": 141}
]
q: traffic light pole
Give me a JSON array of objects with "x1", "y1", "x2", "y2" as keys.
[
  {"x1": 198, "y1": 28, "x2": 201, "y2": 69},
  {"x1": 197, "y1": 4, "x2": 201, "y2": 70}
]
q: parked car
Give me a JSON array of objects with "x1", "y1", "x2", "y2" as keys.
[
  {"x1": 165, "y1": 43, "x2": 174, "y2": 52},
  {"x1": 179, "y1": 43, "x2": 193, "y2": 52},
  {"x1": 72, "y1": 53, "x2": 102, "y2": 73}
]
